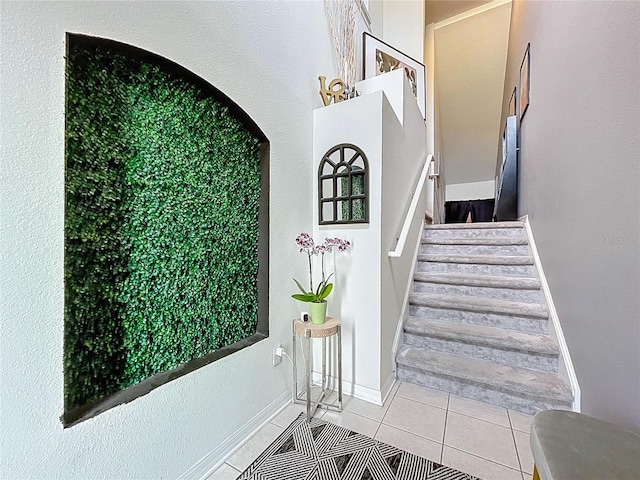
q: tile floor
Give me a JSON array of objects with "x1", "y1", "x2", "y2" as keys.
[{"x1": 207, "y1": 381, "x2": 536, "y2": 480}]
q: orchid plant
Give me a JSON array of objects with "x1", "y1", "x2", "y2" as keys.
[{"x1": 292, "y1": 233, "x2": 350, "y2": 304}]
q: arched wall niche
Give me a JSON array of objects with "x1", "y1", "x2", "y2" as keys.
[{"x1": 63, "y1": 33, "x2": 269, "y2": 427}]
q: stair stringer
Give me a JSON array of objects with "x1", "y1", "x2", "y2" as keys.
[{"x1": 522, "y1": 215, "x2": 581, "y2": 412}]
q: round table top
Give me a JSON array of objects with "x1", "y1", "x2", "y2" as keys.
[{"x1": 293, "y1": 317, "x2": 340, "y2": 338}]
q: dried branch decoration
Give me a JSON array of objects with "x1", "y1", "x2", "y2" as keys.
[{"x1": 324, "y1": 0, "x2": 358, "y2": 90}]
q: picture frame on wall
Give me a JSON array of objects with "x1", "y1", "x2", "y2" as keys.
[
  {"x1": 508, "y1": 87, "x2": 517, "y2": 117},
  {"x1": 519, "y1": 43, "x2": 530, "y2": 121},
  {"x1": 362, "y1": 32, "x2": 426, "y2": 119}
]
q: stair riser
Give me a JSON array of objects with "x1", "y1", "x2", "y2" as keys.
[
  {"x1": 396, "y1": 365, "x2": 572, "y2": 415},
  {"x1": 414, "y1": 282, "x2": 542, "y2": 303},
  {"x1": 420, "y1": 244, "x2": 529, "y2": 256},
  {"x1": 403, "y1": 333, "x2": 558, "y2": 373},
  {"x1": 408, "y1": 305, "x2": 549, "y2": 334},
  {"x1": 423, "y1": 228, "x2": 524, "y2": 239},
  {"x1": 418, "y1": 261, "x2": 536, "y2": 277}
]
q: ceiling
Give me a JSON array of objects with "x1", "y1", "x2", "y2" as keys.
[{"x1": 425, "y1": 0, "x2": 493, "y2": 25}]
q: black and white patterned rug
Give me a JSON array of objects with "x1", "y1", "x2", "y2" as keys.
[{"x1": 237, "y1": 413, "x2": 480, "y2": 480}]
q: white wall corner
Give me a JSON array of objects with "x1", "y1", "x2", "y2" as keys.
[
  {"x1": 356, "y1": 69, "x2": 406, "y2": 125},
  {"x1": 382, "y1": 0, "x2": 425, "y2": 61},
  {"x1": 521, "y1": 215, "x2": 581, "y2": 413},
  {"x1": 379, "y1": 371, "x2": 397, "y2": 405},
  {"x1": 312, "y1": 372, "x2": 386, "y2": 406}
]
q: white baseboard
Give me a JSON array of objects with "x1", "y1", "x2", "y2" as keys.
[
  {"x1": 177, "y1": 389, "x2": 291, "y2": 480},
  {"x1": 379, "y1": 371, "x2": 397, "y2": 405},
  {"x1": 310, "y1": 372, "x2": 394, "y2": 406},
  {"x1": 521, "y1": 215, "x2": 581, "y2": 412},
  {"x1": 346, "y1": 381, "x2": 383, "y2": 405}
]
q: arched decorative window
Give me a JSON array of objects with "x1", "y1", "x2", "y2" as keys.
[{"x1": 318, "y1": 143, "x2": 369, "y2": 225}]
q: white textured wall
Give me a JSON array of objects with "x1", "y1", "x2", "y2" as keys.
[
  {"x1": 312, "y1": 91, "x2": 384, "y2": 398},
  {"x1": 379, "y1": 0, "x2": 431, "y2": 220},
  {"x1": 382, "y1": 0, "x2": 425, "y2": 62},
  {"x1": 311, "y1": 70, "x2": 425, "y2": 402},
  {"x1": 503, "y1": 0, "x2": 640, "y2": 429},
  {"x1": 435, "y1": 2, "x2": 511, "y2": 185},
  {"x1": 0, "y1": 1, "x2": 336, "y2": 478},
  {"x1": 446, "y1": 180, "x2": 495, "y2": 201},
  {"x1": 380, "y1": 74, "x2": 427, "y2": 388}
]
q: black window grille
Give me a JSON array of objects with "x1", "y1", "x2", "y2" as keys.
[{"x1": 318, "y1": 144, "x2": 369, "y2": 225}]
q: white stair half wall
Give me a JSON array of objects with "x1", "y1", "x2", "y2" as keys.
[
  {"x1": 312, "y1": 69, "x2": 428, "y2": 404},
  {"x1": 395, "y1": 220, "x2": 579, "y2": 415}
]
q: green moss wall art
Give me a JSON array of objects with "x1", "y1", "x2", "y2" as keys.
[{"x1": 63, "y1": 35, "x2": 269, "y2": 426}]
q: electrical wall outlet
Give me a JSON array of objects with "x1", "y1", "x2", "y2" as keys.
[{"x1": 273, "y1": 345, "x2": 284, "y2": 366}]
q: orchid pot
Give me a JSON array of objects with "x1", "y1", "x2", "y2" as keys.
[
  {"x1": 309, "y1": 301, "x2": 328, "y2": 325},
  {"x1": 292, "y1": 233, "x2": 350, "y2": 325}
]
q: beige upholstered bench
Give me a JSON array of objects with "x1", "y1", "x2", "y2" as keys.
[{"x1": 530, "y1": 410, "x2": 640, "y2": 480}]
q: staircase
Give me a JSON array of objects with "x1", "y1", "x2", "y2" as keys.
[{"x1": 395, "y1": 221, "x2": 573, "y2": 415}]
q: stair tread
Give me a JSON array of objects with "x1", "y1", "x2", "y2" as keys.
[
  {"x1": 422, "y1": 237, "x2": 528, "y2": 246},
  {"x1": 419, "y1": 254, "x2": 534, "y2": 265},
  {"x1": 409, "y1": 292, "x2": 549, "y2": 318},
  {"x1": 396, "y1": 346, "x2": 573, "y2": 403},
  {"x1": 425, "y1": 221, "x2": 524, "y2": 231},
  {"x1": 404, "y1": 317, "x2": 559, "y2": 355},
  {"x1": 414, "y1": 272, "x2": 541, "y2": 290}
]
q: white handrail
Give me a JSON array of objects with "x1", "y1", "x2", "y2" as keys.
[{"x1": 388, "y1": 153, "x2": 433, "y2": 258}]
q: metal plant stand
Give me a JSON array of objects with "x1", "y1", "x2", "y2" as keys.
[{"x1": 292, "y1": 317, "x2": 343, "y2": 422}]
